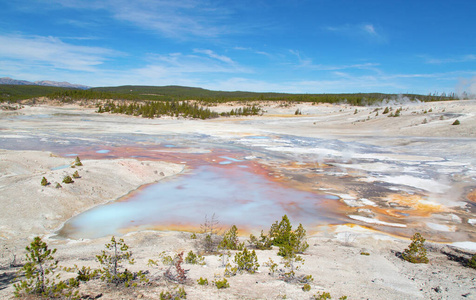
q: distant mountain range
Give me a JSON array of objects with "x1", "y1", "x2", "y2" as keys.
[{"x1": 0, "y1": 77, "x2": 89, "y2": 89}]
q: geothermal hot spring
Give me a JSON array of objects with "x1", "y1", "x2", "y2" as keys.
[{"x1": 1, "y1": 109, "x2": 476, "y2": 244}]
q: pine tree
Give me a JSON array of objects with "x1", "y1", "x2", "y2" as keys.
[
  {"x1": 219, "y1": 225, "x2": 241, "y2": 250},
  {"x1": 13, "y1": 237, "x2": 79, "y2": 298},
  {"x1": 96, "y1": 236, "x2": 146, "y2": 287},
  {"x1": 402, "y1": 232, "x2": 429, "y2": 263},
  {"x1": 74, "y1": 156, "x2": 83, "y2": 166}
]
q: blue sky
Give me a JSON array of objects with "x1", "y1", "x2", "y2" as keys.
[{"x1": 0, "y1": 0, "x2": 475, "y2": 94}]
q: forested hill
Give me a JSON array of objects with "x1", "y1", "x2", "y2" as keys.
[{"x1": 1, "y1": 84, "x2": 456, "y2": 105}]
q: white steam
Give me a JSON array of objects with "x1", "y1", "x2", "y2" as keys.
[{"x1": 456, "y1": 76, "x2": 476, "y2": 99}]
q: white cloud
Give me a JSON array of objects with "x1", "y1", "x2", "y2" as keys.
[
  {"x1": 48, "y1": 0, "x2": 230, "y2": 39},
  {"x1": 425, "y1": 54, "x2": 476, "y2": 64},
  {"x1": 143, "y1": 51, "x2": 250, "y2": 74},
  {"x1": 193, "y1": 49, "x2": 234, "y2": 64},
  {"x1": 362, "y1": 24, "x2": 377, "y2": 35},
  {"x1": 0, "y1": 34, "x2": 118, "y2": 72},
  {"x1": 289, "y1": 50, "x2": 380, "y2": 71},
  {"x1": 323, "y1": 23, "x2": 385, "y2": 41}
]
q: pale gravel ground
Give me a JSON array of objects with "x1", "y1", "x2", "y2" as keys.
[{"x1": 0, "y1": 100, "x2": 475, "y2": 299}]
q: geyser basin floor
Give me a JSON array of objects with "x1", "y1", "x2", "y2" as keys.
[
  {"x1": 2, "y1": 105, "x2": 476, "y2": 243},
  {"x1": 58, "y1": 163, "x2": 343, "y2": 239}
]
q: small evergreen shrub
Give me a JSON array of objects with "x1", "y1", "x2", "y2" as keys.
[
  {"x1": 160, "y1": 286, "x2": 186, "y2": 299},
  {"x1": 467, "y1": 254, "x2": 476, "y2": 269},
  {"x1": 55, "y1": 183, "x2": 62, "y2": 188},
  {"x1": 13, "y1": 237, "x2": 79, "y2": 299},
  {"x1": 302, "y1": 283, "x2": 311, "y2": 292},
  {"x1": 402, "y1": 232, "x2": 429, "y2": 264},
  {"x1": 190, "y1": 233, "x2": 197, "y2": 239},
  {"x1": 158, "y1": 251, "x2": 175, "y2": 265},
  {"x1": 197, "y1": 277, "x2": 208, "y2": 285},
  {"x1": 383, "y1": 107, "x2": 389, "y2": 114},
  {"x1": 63, "y1": 175, "x2": 74, "y2": 184},
  {"x1": 74, "y1": 156, "x2": 83, "y2": 166},
  {"x1": 452, "y1": 119, "x2": 460, "y2": 125},
  {"x1": 248, "y1": 230, "x2": 272, "y2": 250},
  {"x1": 96, "y1": 236, "x2": 147, "y2": 287},
  {"x1": 270, "y1": 215, "x2": 308, "y2": 257},
  {"x1": 264, "y1": 258, "x2": 278, "y2": 275},
  {"x1": 76, "y1": 265, "x2": 98, "y2": 282},
  {"x1": 213, "y1": 278, "x2": 229, "y2": 289},
  {"x1": 312, "y1": 292, "x2": 331, "y2": 300},
  {"x1": 218, "y1": 225, "x2": 243, "y2": 250},
  {"x1": 72, "y1": 170, "x2": 80, "y2": 179},
  {"x1": 234, "y1": 248, "x2": 259, "y2": 274},
  {"x1": 185, "y1": 250, "x2": 205, "y2": 265},
  {"x1": 41, "y1": 177, "x2": 49, "y2": 186}
]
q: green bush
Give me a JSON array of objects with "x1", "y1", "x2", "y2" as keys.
[
  {"x1": 41, "y1": 177, "x2": 49, "y2": 186},
  {"x1": 219, "y1": 225, "x2": 243, "y2": 250},
  {"x1": 62, "y1": 175, "x2": 74, "y2": 184},
  {"x1": 248, "y1": 230, "x2": 272, "y2": 250},
  {"x1": 468, "y1": 254, "x2": 476, "y2": 269},
  {"x1": 158, "y1": 251, "x2": 174, "y2": 265},
  {"x1": 76, "y1": 265, "x2": 98, "y2": 282},
  {"x1": 270, "y1": 215, "x2": 308, "y2": 257},
  {"x1": 160, "y1": 286, "x2": 186, "y2": 299},
  {"x1": 13, "y1": 236, "x2": 79, "y2": 299},
  {"x1": 452, "y1": 119, "x2": 460, "y2": 125},
  {"x1": 213, "y1": 278, "x2": 229, "y2": 289},
  {"x1": 96, "y1": 236, "x2": 147, "y2": 287},
  {"x1": 74, "y1": 156, "x2": 83, "y2": 166},
  {"x1": 234, "y1": 248, "x2": 259, "y2": 274},
  {"x1": 312, "y1": 292, "x2": 331, "y2": 300},
  {"x1": 302, "y1": 283, "x2": 311, "y2": 291},
  {"x1": 402, "y1": 232, "x2": 429, "y2": 264},
  {"x1": 72, "y1": 170, "x2": 80, "y2": 178},
  {"x1": 264, "y1": 258, "x2": 278, "y2": 275},
  {"x1": 185, "y1": 250, "x2": 205, "y2": 265},
  {"x1": 197, "y1": 277, "x2": 208, "y2": 285}
]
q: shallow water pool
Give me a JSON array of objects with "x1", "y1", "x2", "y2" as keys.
[{"x1": 58, "y1": 164, "x2": 341, "y2": 239}]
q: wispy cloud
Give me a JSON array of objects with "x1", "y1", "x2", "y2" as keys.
[
  {"x1": 47, "y1": 0, "x2": 231, "y2": 39},
  {"x1": 323, "y1": 23, "x2": 385, "y2": 42},
  {"x1": 424, "y1": 54, "x2": 476, "y2": 64},
  {"x1": 363, "y1": 24, "x2": 377, "y2": 36},
  {"x1": 234, "y1": 47, "x2": 272, "y2": 57},
  {"x1": 126, "y1": 50, "x2": 251, "y2": 86},
  {"x1": 193, "y1": 49, "x2": 234, "y2": 64},
  {"x1": 0, "y1": 34, "x2": 118, "y2": 72},
  {"x1": 289, "y1": 49, "x2": 380, "y2": 71}
]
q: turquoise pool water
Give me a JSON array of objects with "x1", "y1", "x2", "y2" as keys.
[{"x1": 58, "y1": 164, "x2": 339, "y2": 239}]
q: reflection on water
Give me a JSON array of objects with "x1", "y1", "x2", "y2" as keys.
[{"x1": 58, "y1": 164, "x2": 341, "y2": 239}]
